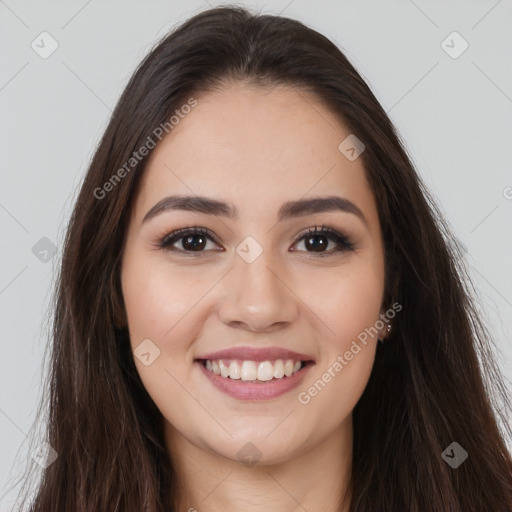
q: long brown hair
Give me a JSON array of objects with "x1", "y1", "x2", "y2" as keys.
[{"x1": 10, "y1": 5, "x2": 512, "y2": 511}]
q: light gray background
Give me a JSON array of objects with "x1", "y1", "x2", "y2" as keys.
[{"x1": 1, "y1": 0, "x2": 511, "y2": 508}]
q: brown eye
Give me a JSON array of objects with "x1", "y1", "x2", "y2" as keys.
[
  {"x1": 159, "y1": 227, "x2": 222, "y2": 254},
  {"x1": 292, "y1": 225, "x2": 355, "y2": 256},
  {"x1": 157, "y1": 225, "x2": 354, "y2": 257},
  {"x1": 302, "y1": 233, "x2": 331, "y2": 252},
  {"x1": 179, "y1": 233, "x2": 208, "y2": 251}
]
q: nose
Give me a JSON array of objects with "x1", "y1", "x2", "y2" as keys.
[{"x1": 217, "y1": 248, "x2": 299, "y2": 333}]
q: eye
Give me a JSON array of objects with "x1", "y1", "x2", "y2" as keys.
[
  {"x1": 291, "y1": 224, "x2": 355, "y2": 257},
  {"x1": 157, "y1": 227, "x2": 222, "y2": 255},
  {"x1": 156, "y1": 224, "x2": 355, "y2": 257}
]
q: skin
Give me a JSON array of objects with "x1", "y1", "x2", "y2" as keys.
[{"x1": 120, "y1": 82, "x2": 388, "y2": 512}]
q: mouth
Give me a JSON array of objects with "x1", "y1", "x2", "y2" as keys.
[
  {"x1": 195, "y1": 358, "x2": 315, "y2": 382},
  {"x1": 194, "y1": 357, "x2": 316, "y2": 400}
]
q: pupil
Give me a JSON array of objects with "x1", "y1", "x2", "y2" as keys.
[
  {"x1": 306, "y1": 235, "x2": 326, "y2": 252},
  {"x1": 183, "y1": 234, "x2": 205, "y2": 251}
]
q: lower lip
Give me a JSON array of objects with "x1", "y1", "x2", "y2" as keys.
[{"x1": 196, "y1": 361, "x2": 314, "y2": 401}]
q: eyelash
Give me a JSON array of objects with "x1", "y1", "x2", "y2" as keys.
[{"x1": 155, "y1": 224, "x2": 355, "y2": 258}]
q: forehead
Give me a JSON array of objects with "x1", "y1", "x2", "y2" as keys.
[{"x1": 132, "y1": 82, "x2": 378, "y2": 230}]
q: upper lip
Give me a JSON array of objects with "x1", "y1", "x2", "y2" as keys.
[{"x1": 196, "y1": 346, "x2": 315, "y2": 362}]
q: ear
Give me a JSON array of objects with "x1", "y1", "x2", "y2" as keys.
[
  {"x1": 378, "y1": 321, "x2": 390, "y2": 341},
  {"x1": 377, "y1": 309, "x2": 392, "y2": 341}
]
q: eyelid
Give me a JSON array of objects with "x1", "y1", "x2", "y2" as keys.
[{"x1": 159, "y1": 226, "x2": 219, "y2": 244}]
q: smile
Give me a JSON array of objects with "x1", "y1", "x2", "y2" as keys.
[
  {"x1": 195, "y1": 358, "x2": 315, "y2": 400},
  {"x1": 202, "y1": 358, "x2": 305, "y2": 381}
]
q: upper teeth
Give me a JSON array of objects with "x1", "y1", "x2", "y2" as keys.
[{"x1": 204, "y1": 359, "x2": 303, "y2": 381}]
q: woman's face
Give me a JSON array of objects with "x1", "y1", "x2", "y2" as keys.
[{"x1": 120, "y1": 82, "x2": 386, "y2": 465}]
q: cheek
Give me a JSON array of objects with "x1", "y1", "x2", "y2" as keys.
[
  {"x1": 295, "y1": 268, "x2": 381, "y2": 424},
  {"x1": 120, "y1": 254, "x2": 207, "y2": 406},
  {"x1": 297, "y1": 257, "x2": 383, "y2": 408},
  {"x1": 122, "y1": 254, "x2": 202, "y2": 341},
  {"x1": 308, "y1": 259, "x2": 385, "y2": 347}
]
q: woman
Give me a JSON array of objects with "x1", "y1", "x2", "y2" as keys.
[{"x1": 13, "y1": 5, "x2": 512, "y2": 511}]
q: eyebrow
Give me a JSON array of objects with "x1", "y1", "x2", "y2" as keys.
[{"x1": 142, "y1": 194, "x2": 368, "y2": 227}]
